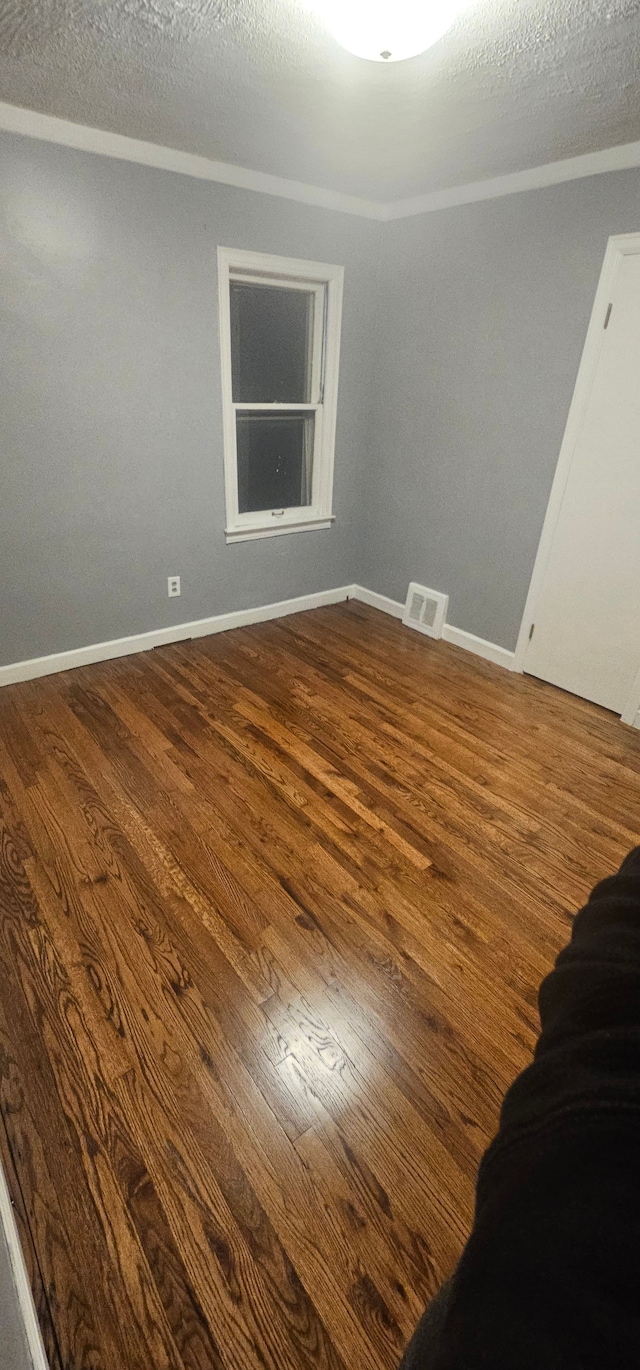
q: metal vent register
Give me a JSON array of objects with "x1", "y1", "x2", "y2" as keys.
[{"x1": 402, "y1": 582, "x2": 448, "y2": 639}]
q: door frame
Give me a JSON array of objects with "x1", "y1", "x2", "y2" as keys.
[{"x1": 513, "y1": 232, "x2": 640, "y2": 719}]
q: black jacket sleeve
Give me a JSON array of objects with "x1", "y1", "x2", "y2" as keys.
[{"x1": 400, "y1": 847, "x2": 640, "y2": 1370}]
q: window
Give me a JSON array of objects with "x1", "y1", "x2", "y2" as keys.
[{"x1": 217, "y1": 247, "x2": 344, "y2": 542}]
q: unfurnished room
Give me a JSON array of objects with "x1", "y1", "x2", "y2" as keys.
[{"x1": 2, "y1": 3, "x2": 640, "y2": 1368}]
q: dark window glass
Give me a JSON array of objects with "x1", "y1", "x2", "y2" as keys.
[
  {"x1": 236, "y1": 411, "x2": 314, "y2": 513},
  {"x1": 230, "y1": 282, "x2": 314, "y2": 402}
]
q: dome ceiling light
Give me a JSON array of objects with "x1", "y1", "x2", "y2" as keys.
[{"x1": 311, "y1": 0, "x2": 471, "y2": 63}]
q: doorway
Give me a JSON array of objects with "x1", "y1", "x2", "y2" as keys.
[{"x1": 515, "y1": 234, "x2": 640, "y2": 723}]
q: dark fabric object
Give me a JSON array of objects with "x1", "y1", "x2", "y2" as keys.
[
  {"x1": 400, "y1": 1281, "x2": 454, "y2": 1368},
  {"x1": 400, "y1": 846, "x2": 640, "y2": 1369}
]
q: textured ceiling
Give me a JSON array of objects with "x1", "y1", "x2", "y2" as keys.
[{"x1": 0, "y1": 0, "x2": 640, "y2": 201}]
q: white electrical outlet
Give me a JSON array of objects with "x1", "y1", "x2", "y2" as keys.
[{"x1": 167, "y1": 575, "x2": 181, "y2": 598}]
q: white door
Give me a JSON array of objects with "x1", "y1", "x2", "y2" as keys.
[{"x1": 524, "y1": 249, "x2": 640, "y2": 715}]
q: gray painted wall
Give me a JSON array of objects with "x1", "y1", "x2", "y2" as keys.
[
  {"x1": 362, "y1": 169, "x2": 640, "y2": 649},
  {"x1": 0, "y1": 131, "x2": 382, "y2": 666},
  {"x1": 4, "y1": 129, "x2": 640, "y2": 669}
]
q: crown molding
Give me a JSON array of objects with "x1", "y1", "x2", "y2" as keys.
[
  {"x1": 2, "y1": 100, "x2": 640, "y2": 223},
  {"x1": 384, "y1": 139, "x2": 640, "y2": 219},
  {"x1": 0, "y1": 101, "x2": 385, "y2": 220}
]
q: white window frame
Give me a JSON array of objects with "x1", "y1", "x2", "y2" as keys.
[{"x1": 217, "y1": 246, "x2": 344, "y2": 543}]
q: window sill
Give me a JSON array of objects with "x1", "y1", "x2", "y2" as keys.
[{"x1": 225, "y1": 515, "x2": 335, "y2": 544}]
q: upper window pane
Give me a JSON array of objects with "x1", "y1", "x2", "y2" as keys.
[{"x1": 230, "y1": 282, "x2": 314, "y2": 403}]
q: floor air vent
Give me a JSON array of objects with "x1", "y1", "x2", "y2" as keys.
[{"x1": 402, "y1": 582, "x2": 448, "y2": 639}]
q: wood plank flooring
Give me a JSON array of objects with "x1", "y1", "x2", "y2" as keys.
[{"x1": 1, "y1": 599, "x2": 639, "y2": 1369}]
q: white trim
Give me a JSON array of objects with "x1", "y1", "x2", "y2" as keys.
[
  {"x1": 4, "y1": 101, "x2": 640, "y2": 222},
  {"x1": 0, "y1": 583, "x2": 520, "y2": 685},
  {"x1": 348, "y1": 585, "x2": 405, "y2": 618},
  {"x1": 384, "y1": 140, "x2": 640, "y2": 219},
  {"x1": 225, "y1": 516, "x2": 335, "y2": 543},
  {"x1": 0, "y1": 585, "x2": 518, "y2": 687},
  {"x1": 0, "y1": 102, "x2": 383, "y2": 220},
  {"x1": 620, "y1": 665, "x2": 640, "y2": 727},
  {"x1": 0, "y1": 1162, "x2": 49, "y2": 1370},
  {"x1": 0, "y1": 588, "x2": 354, "y2": 688},
  {"x1": 514, "y1": 232, "x2": 640, "y2": 675},
  {"x1": 230, "y1": 403, "x2": 319, "y2": 410},
  {"x1": 349, "y1": 586, "x2": 515, "y2": 669},
  {"x1": 441, "y1": 624, "x2": 516, "y2": 671},
  {"x1": 217, "y1": 246, "x2": 343, "y2": 543}
]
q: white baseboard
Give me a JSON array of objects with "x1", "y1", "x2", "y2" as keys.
[
  {"x1": 348, "y1": 585, "x2": 405, "y2": 619},
  {"x1": 0, "y1": 1162, "x2": 49, "y2": 1370},
  {"x1": 620, "y1": 664, "x2": 640, "y2": 727},
  {"x1": 0, "y1": 583, "x2": 517, "y2": 688},
  {"x1": 0, "y1": 586, "x2": 353, "y2": 688},
  {"x1": 442, "y1": 623, "x2": 516, "y2": 671},
  {"x1": 349, "y1": 585, "x2": 515, "y2": 670}
]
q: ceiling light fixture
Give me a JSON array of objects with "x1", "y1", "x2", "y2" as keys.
[{"x1": 311, "y1": 0, "x2": 470, "y2": 62}]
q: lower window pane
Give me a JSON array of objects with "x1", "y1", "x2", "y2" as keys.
[{"x1": 236, "y1": 411, "x2": 314, "y2": 514}]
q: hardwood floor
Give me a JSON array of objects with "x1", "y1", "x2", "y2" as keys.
[{"x1": 1, "y1": 599, "x2": 639, "y2": 1369}]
